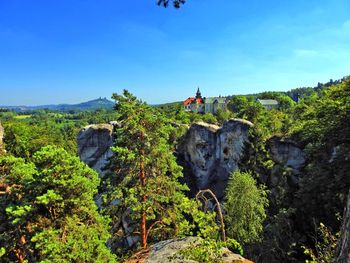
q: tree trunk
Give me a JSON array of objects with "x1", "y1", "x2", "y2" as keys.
[
  {"x1": 15, "y1": 248, "x2": 24, "y2": 263},
  {"x1": 14, "y1": 234, "x2": 27, "y2": 263},
  {"x1": 139, "y1": 136, "x2": 147, "y2": 249}
]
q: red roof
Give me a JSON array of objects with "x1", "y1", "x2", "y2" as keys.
[{"x1": 183, "y1": 97, "x2": 203, "y2": 105}]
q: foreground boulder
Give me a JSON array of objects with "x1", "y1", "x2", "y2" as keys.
[
  {"x1": 144, "y1": 237, "x2": 252, "y2": 263},
  {"x1": 178, "y1": 119, "x2": 253, "y2": 199},
  {"x1": 77, "y1": 123, "x2": 117, "y2": 176}
]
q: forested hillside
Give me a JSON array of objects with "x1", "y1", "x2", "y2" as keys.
[
  {"x1": 0, "y1": 98, "x2": 114, "y2": 113},
  {"x1": 0, "y1": 77, "x2": 349, "y2": 262}
]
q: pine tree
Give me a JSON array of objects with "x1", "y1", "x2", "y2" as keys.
[
  {"x1": 0, "y1": 146, "x2": 116, "y2": 262},
  {"x1": 106, "y1": 90, "x2": 217, "y2": 250}
]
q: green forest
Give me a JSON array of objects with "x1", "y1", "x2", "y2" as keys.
[{"x1": 0, "y1": 77, "x2": 349, "y2": 262}]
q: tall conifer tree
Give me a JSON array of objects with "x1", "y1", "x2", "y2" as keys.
[{"x1": 107, "y1": 90, "x2": 217, "y2": 250}]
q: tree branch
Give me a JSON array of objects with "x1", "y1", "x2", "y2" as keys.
[
  {"x1": 146, "y1": 220, "x2": 164, "y2": 241},
  {"x1": 196, "y1": 189, "x2": 226, "y2": 242}
]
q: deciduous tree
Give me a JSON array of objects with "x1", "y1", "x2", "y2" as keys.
[{"x1": 224, "y1": 170, "x2": 268, "y2": 245}]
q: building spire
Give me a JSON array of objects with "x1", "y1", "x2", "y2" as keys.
[{"x1": 196, "y1": 87, "x2": 202, "y2": 99}]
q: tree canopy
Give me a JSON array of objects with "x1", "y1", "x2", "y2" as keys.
[
  {"x1": 224, "y1": 170, "x2": 268, "y2": 245},
  {"x1": 0, "y1": 146, "x2": 116, "y2": 262},
  {"x1": 157, "y1": 0, "x2": 186, "y2": 8}
]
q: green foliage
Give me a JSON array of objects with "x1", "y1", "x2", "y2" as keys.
[
  {"x1": 0, "y1": 108, "x2": 119, "y2": 160},
  {"x1": 277, "y1": 94, "x2": 296, "y2": 110},
  {"x1": 201, "y1": 113, "x2": 218, "y2": 124},
  {"x1": 158, "y1": 104, "x2": 191, "y2": 125},
  {"x1": 258, "y1": 208, "x2": 302, "y2": 261},
  {"x1": 293, "y1": 78, "x2": 350, "y2": 231},
  {"x1": 32, "y1": 215, "x2": 115, "y2": 263},
  {"x1": 224, "y1": 170, "x2": 268, "y2": 245},
  {"x1": 303, "y1": 223, "x2": 339, "y2": 263},
  {"x1": 0, "y1": 247, "x2": 5, "y2": 257},
  {"x1": 181, "y1": 201, "x2": 220, "y2": 240},
  {"x1": 3, "y1": 121, "x2": 77, "y2": 159},
  {"x1": 0, "y1": 146, "x2": 116, "y2": 262},
  {"x1": 216, "y1": 109, "x2": 234, "y2": 125},
  {"x1": 256, "y1": 77, "x2": 350, "y2": 262}
]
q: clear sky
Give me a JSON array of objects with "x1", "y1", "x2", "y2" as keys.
[{"x1": 0, "y1": 0, "x2": 349, "y2": 105}]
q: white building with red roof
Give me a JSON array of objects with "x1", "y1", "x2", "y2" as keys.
[
  {"x1": 183, "y1": 87, "x2": 205, "y2": 113},
  {"x1": 183, "y1": 88, "x2": 228, "y2": 114}
]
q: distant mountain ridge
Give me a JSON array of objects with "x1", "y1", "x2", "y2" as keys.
[{"x1": 0, "y1": 98, "x2": 115, "y2": 112}]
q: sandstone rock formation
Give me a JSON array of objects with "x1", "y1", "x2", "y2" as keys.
[
  {"x1": 335, "y1": 189, "x2": 350, "y2": 263},
  {"x1": 178, "y1": 119, "x2": 253, "y2": 199},
  {"x1": 267, "y1": 136, "x2": 306, "y2": 170},
  {"x1": 144, "y1": 237, "x2": 252, "y2": 263},
  {"x1": 266, "y1": 137, "x2": 306, "y2": 207},
  {"x1": 77, "y1": 122, "x2": 117, "y2": 176},
  {"x1": 266, "y1": 137, "x2": 306, "y2": 189}
]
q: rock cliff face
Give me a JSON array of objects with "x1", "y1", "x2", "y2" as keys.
[
  {"x1": 178, "y1": 119, "x2": 253, "y2": 199},
  {"x1": 266, "y1": 137, "x2": 306, "y2": 189},
  {"x1": 335, "y1": 189, "x2": 350, "y2": 263},
  {"x1": 77, "y1": 123, "x2": 116, "y2": 176},
  {"x1": 267, "y1": 137, "x2": 306, "y2": 170},
  {"x1": 77, "y1": 119, "x2": 253, "y2": 200}
]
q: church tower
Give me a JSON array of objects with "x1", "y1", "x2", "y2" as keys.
[{"x1": 196, "y1": 87, "x2": 202, "y2": 99}]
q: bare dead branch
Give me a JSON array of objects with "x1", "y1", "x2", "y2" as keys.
[{"x1": 196, "y1": 189, "x2": 226, "y2": 242}]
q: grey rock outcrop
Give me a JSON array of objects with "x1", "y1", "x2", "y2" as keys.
[
  {"x1": 145, "y1": 237, "x2": 252, "y2": 263},
  {"x1": 267, "y1": 137, "x2": 305, "y2": 170},
  {"x1": 266, "y1": 137, "x2": 306, "y2": 205},
  {"x1": 178, "y1": 119, "x2": 253, "y2": 199},
  {"x1": 335, "y1": 189, "x2": 350, "y2": 263},
  {"x1": 145, "y1": 237, "x2": 201, "y2": 263},
  {"x1": 77, "y1": 123, "x2": 117, "y2": 176}
]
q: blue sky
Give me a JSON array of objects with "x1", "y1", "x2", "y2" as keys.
[{"x1": 0, "y1": 0, "x2": 349, "y2": 105}]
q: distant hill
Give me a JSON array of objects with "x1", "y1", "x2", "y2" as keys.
[{"x1": 0, "y1": 98, "x2": 115, "y2": 112}]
